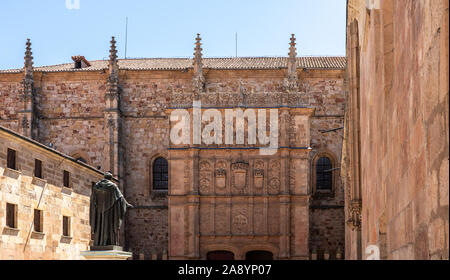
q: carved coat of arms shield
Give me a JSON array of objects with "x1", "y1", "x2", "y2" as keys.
[
  {"x1": 234, "y1": 170, "x2": 247, "y2": 189},
  {"x1": 254, "y1": 170, "x2": 264, "y2": 189},
  {"x1": 215, "y1": 169, "x2": 226, "y2": 189},
  {"x1": 231, "y1": 162, "x2": 248, "y2": 191}
]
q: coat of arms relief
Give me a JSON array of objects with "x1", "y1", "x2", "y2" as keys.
[{"x1": 231, "y1": 161, "x2": 249, "y2": 194}]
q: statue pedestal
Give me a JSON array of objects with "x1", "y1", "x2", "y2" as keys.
[{"x1": 81, "y1": 246, "x2": 132, "y2": 260}]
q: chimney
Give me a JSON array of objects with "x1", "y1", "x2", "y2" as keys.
[{"x1": 71, "y1": 55, "x2": 91, "y2": 69}]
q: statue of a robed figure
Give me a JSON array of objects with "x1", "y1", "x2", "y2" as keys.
[{"x1": 89, "y1": 172, "x2": 133, "y2": 247}]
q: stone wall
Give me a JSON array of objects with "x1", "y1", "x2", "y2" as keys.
[
  {"x1": 343, "y1": 0, "x2": 449, "y2": 259},
  {"x1": 0, "y1": 75, "x2": 22, "y2": 132},
  {"x1": 0, "y1": 125, "x2": 107, "y2": 260},
  {"x1": 0, "y1": 62, "x2": 346, "y2": 259}
]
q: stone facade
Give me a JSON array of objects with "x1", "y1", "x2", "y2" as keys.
[
  {"x1": 167, "y1": 107, "x2": 314, "y2": 260},
  {"x1": 0, "y1": 35, "x2": 346, "y2": 259},
  {"x1": 0, "y1": 125, "x2": 108, "y2": 260},
  {"x1": 342, "y1": 0, "x2": 449, "y2": 259}
]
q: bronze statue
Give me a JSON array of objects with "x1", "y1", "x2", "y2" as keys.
[{"x1": 89, "y1": 172, "x2": 133, "y2": 247}]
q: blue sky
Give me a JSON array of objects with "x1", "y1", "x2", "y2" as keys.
[{"x1": 0, "y1": 0, "x2": 346, "y2": 69}]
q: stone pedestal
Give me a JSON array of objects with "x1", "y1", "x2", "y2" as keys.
[{"x1": 81, "y1": 246, "x2": 132, "y2": 260}]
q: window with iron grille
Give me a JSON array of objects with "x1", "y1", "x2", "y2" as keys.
[
  {"x1": 63, "y1": 170, "x2": 70, "y2": 188},
  {"x1": 7, "y1": 148, "x2": 16, "y2": 170},
  {"x1": 62, "y1": 216, "x2": 71, "y2": 237},
  {"x1": 316, "y1": 157, "x2": 332, "y2": 191},
  {"x1": 153, "y1": 157, "x2": 168, "y2": 190},
  {"x1": 34, "y1": 209, "x2": 43, "y2": 233},
  {"x1": 6, "y1": 203, "x2": 17, "y2": 228},
  {"x1": 34, "y1": 159, "x2": 43, "y2": 179}
]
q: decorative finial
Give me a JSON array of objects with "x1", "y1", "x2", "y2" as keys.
[
  {"x1": 108, "y1": 36, "x2": 119, "y2": 80},
  {"x1": 20, "y1": 38, "x2": 36, "y2": 138},
  {"x1": 106, "y1": 36, "x2": 120, "y2": 100},
  {"x1": 110, "y1": 36, "x2": 118, "y2": 62},
  {"x1": 24, "y1": 38, "x2": 33, "y2": 78},
  {"x1": 284, "y1": 34, "x2": 299, "y2": 94},
  {"x1": 192, "y1": 33, "x2": 205, "y2": 95},
  {"x1": 289, "y1": 34, "x2": 297, "y2": 56},
  {"x1": 288, "y1": 34, "x2": 297, "y2": 73},
  {"x1": 194, "y1": 33, "x2": 203, "y2": 63}
]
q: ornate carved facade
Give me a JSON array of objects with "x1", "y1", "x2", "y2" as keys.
[
  {"x1": 0, "y1": 34, "x2": 346, "y2": 260},
  {"x1": 168, "y1": 106, "x2": 314, "y2": 259}
]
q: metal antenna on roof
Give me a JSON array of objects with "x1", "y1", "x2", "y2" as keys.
[{"x1": 124, "y1": 17, "x2": 128, "y2": 59}]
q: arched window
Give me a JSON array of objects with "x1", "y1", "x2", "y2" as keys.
[
  {"x1": 153, "y1": 157, "x2": 168, "y2": 190},
  {"x1": 316, "y1": 157, "x2": 332, "y2": 191}
]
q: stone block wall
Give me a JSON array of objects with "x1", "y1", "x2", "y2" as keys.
[
  {"x1": 0, "y1": 76, "x2": 22, "y2": 132},
  {"x1": 343, "y1": 0, "x2": 449, "y2": 259},
  {"x1": 0, "y1": 125, "x2": 107, "y2": 260}
]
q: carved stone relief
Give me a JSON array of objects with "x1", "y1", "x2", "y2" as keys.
[
  {"x1": 232, "y1": 207, "x2": 249, "y2": 234},
  {"x1": 215, "y1": 169, "x2": 226, "y2": 189},
  {"x1": 253, "y1": 160, "x2": 265, "y2": 194},
  {"x1": 199, "y1": 160, "x2": 213, "y2": 194},
  {"x1": 214, "y1": 160, "x2": 228, "y2": 194},
  {"x1": 254, "y1": 169, "x2": 264, "y2": 190},
  {"x1": 268, "y1": 160, "x2": 281, "y2": 195},
  {"x1": 231, "y1": 161, "x2": 249, "y2": 195}
]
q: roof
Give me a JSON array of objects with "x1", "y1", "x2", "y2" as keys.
[{"x1": 0, "y1": 56, "x2": 346, "y2": 73}]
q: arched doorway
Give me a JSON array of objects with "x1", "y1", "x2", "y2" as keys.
[
  {"x1": 207, "y1": 251, "x2": 235, "y2": 260},
  {"x1": 245, "y1": 250, "x2": 274, "y2": 260}
]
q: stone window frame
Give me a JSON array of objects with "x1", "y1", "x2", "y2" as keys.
[
  {"x1": 7, "y1": 148, "x2": 17, "y2": 170},
  {"x1": 33, "y1": 208, "x2": 44, "y2": 233},
  {"x1": 311, "y1": 151, "x2": 337, "y2": 198},
  {"x1": 62, "y1": 215, "x2": 71, "y2": 237},
  {"x1": 34, "y1": 158, "x2": 43, "y2": 179},
  {"x1": 148, "y1": 153, "x2": 169, "y2": 198},
  {"x1": 63, "y1": 170, "x2": 71, "y2": 188},
  {"x1": 6, "y1": 202, "x2": 18, "y2": 229}
]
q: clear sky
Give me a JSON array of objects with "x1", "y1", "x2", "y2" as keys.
[{"x1": 0, "y1": 0, "x2": 346, "y2": 69}]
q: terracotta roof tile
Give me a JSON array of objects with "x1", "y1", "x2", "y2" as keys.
[{"x1": 0, "y1": 57, "x2": 346, "y2": 73}]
